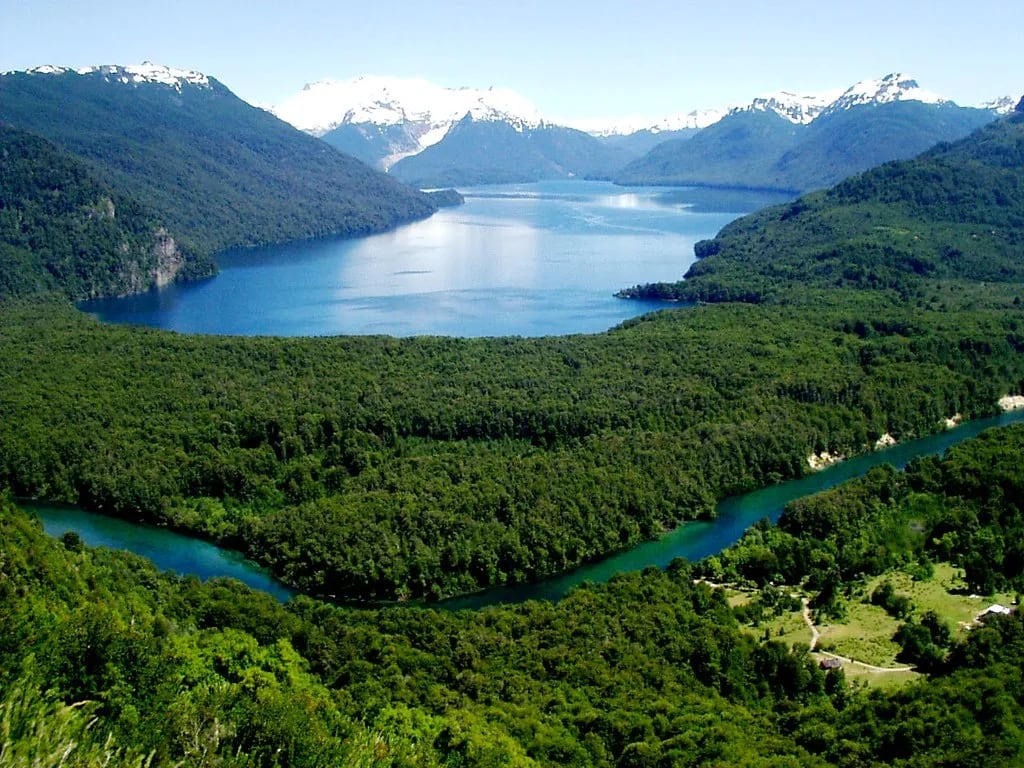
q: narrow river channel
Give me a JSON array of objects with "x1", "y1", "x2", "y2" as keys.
[{"x1": 25, "y1": 409, "x2": 1024, "y2": 610}]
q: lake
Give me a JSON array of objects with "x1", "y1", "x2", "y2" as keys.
[{"x1": 79, "y1": 182, "x2": 791, "y2": 338}]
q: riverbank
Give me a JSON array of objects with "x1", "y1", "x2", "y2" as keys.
[{"x1": 30, "y1": 408, "x2": 1024, "y2": 611}]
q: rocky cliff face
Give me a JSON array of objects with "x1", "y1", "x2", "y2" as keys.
[{"x1": 150, "y1": 228, "x2": 185, "y2": 288}]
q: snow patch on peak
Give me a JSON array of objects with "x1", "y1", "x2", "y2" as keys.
[
  {"x1": 977, "y1": 95, "x2": 1018, "y2": 114},
  {"x1": 651, "y1": 108, "x2": 729, "y2": 132},
  {"x1": 570, "y1": 108, "x2": 727, "y2": 137},
  {"x1": 827, "y1": 73, "x2": 945, "y2": 113},
  {"x1": 10, "y1": 62, "x2": 210, "y2": 91},
  {"x1": 82, "y1": 62, "x2": 211, "y2": 91},
  {"x1": 123, "y1": 62, "x2": 210, "y2": 89},
  {"x1": 733, "y1": 88, "x2": 843, "y2": 124},
  {"x1": 24, "y1": 65, "x2": 74, "y2": 75},
  {"x1": 273, "y1": 76, "x2": 543, "y2": 142}
]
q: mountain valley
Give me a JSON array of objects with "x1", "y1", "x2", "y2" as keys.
[{"x1": 2, "y1": 52, "x2": 1024, "y2": 767}]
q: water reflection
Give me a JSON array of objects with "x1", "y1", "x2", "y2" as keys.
[{"x1": 81, "y1": 181, "x2": 781, "y2": 338}]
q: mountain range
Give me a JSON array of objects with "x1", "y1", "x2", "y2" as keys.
[
  {"x1": 614, "y1": 98, "x2": 996, "y2": 192},
  {"x1": 273, "y1": 76, "x2": 545, "y2": 169},
  {"x1": 271, "y1": 72, "x2": 1013, "y2": 190}
]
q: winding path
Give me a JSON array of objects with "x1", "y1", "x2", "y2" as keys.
[{"x1": 800, "y1": 597, "x2": 916, "y2": 674}]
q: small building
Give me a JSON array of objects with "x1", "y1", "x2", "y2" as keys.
[
  {"x1": 977, "y1": 604, "x2": 1013, "y2": 622},
  {"x1": 819, "y1": 657, "x2": 843, "y2": 670}
]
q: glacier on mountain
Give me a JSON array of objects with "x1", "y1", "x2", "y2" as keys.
[{"x1": 272, "y1": 76, "x2": 543, "y2": 144}]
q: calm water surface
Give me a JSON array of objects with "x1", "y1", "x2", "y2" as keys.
[
  {"x1": 28, "y1": 411, "x2": 1024, "y2": 610},
  {"x1": 80, "y1": 182, "x2": 787, "y2": 337}
]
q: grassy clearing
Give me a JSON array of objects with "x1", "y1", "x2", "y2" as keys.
[
  {"x1": 816, "y1": 563, "x2": 1018, "y2": 667},
  {"x1": 730, "y1": 562, "x2": 1017, "y2": 689},
  {"x1": 842, "y1": 665, "x2": 921, "y2": 689},
  {"x1": 864, "y1": 563, "x2": 1018, "y2": 632},
  {"x1": 817, "y1": 601, "x2": 902, "y2": 667}
]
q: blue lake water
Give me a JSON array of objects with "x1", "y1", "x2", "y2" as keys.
[{"x1": 80, "y1": 182, "x2": 790, "y2": 337}]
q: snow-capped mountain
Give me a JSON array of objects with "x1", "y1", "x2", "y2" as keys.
[
  {"x1": 978, "y1": 95, "x2": 1019, "y2": 115},
  {"x1": 11, "y1": 62, "x2": 211, "y2": 92},
  {"x1": 730, "y1": 88, "x2": 843, "y2": 124},
  {"x1": 274, "y1": 76, "x2": 542, "y2": 145},
  {"x1": 272, "y1": 76, "x2": 547, "y2": 169},
  {"x1": 821, "y1": 73, "x2": 944, "y2": 115},
  {"x1": 590, "y1": 73, "x2": 963, "y2": 138}
]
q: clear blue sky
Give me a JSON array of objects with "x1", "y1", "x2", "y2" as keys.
[{"x1": 2, "y1": 0, "x2": 1021, "y2": 120}]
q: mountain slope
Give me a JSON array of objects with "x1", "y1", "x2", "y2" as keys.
[
  {"x1": 274, "y1": 75, "x2": 545, "y2": 170},
  {"x1": 388, "y1": 115, "x2": 633, "y2": 187},
  {"x1": 0, "y1": 65, "x2": 436, "y2": 256},
  {"x1": 0, "y1": 125, "x2": 213, "y2": 300},
  {"x1": 614, "y1": 73, "x2": 998, "y2": 192},
  {"x1": 615, "y1": 110, "x2": 804, "y2": 189},
  {"x1": 773, "y1": 100, "x2": 996, "y2": 191},
  {"x1": 618, "y1": 110, "x2": 1024, "y2": 302},
  {"x1": 616, "y1": 100, "x2": 995, "y2": 192}
]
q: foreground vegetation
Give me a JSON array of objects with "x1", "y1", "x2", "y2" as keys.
[{"x1": 4, "y1": 422, "x2": 1024, "y2": 766}]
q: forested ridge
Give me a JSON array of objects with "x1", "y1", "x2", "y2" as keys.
[
  {"x1": 618, "y1": 111, "x2": 1024, "y2": 303},
  {"x1": 0, "y1": 125, "x2": 214, "y2": 299},
  {"x1": 0, "y1": 67, "x2": 437, "y2": 263},
  {"x1": 4, "y1": 424, "x2": 1024, "y2": 765},
  {"x1": 614, "y1": 100, "x2": 996, "y2": 193}
]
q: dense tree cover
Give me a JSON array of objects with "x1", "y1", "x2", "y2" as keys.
[
  {"x1": 6, "y1": 428, "x2": 1024, "y2": 768},
  {"x1": 4, "y1": 291, "x2": 1023, "y2": 600},
  {"x1": 0, "y1": 68, "x2": 436, "y2": 258},
  {"x1": 0, "y1": 125, "x2": 214, "y2": 300},
  {"x1": 699, "y1": 423, "x2": 1024, "y2": 617},
  {"x1": 618, "y1": 112, "x2": 1024, "y2": 302},
  {"x1": 3, "y1": 100, "x2": 1024, "y2": 602},
  {"x1": 0, "y1": 495, "x2": 451, "y2": 767},
  {"x1": 614, "y1": 101, "x2": 995, "y2": 193},
  {"x1": 0, "y1": 497, "x2": 903, "y2": 766}
]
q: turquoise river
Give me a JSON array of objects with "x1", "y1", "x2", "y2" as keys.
[{"x1": 26, "y1": 409, "x2": 1024, "y2": 610}]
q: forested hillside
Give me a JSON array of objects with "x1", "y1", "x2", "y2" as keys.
[
  {"x1": 0, "y1": 67, "x2": 436, "y2": 257},
  {"x1": 614, "y1": 101, "x2": 995, "y2": 192},
  {"x1": 0, "y1": 125, "x2": 214, "y2": 299},
  {"x1": 4, "y1": 422, "x2": 1024, "y2": 765},
  {"x1": 389, "y1": 117, "x2": 633, "y2": 187},
  {"x1": 3, "y1": 292, "x2": 1023, "y2": 601},
  {"x1": 619, "y1": 111, "x2": 1024, "y2": 302}
]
